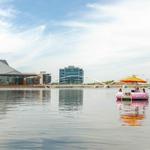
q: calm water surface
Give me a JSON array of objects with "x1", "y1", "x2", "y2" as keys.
[{"x1": 0, "y1": 88, "x2": 150, "y2": 150}]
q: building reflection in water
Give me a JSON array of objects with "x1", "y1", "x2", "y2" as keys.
[
  {"x1": 59, "y1": 89, "x2": 83, "y2": 111},
  {"x1": 0, "y1": 90, "x2": 51, "y2": 118},
  {"x1": 38, "y1": 90, "x2": 51, "y2": 103},
  {"x1": 117, "y1": 100, "x2": 149, "y2": 126}
]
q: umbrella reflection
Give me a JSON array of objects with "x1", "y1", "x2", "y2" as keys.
[{"x1": 117, "y1": 100, "x2": 149, "y2": 126}]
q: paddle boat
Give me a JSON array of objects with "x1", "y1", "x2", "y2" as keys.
[
  {"x1": 116, "y1": 88, "x2": 149, "y2": 101},
  {"x1": 116, "y1": 75, "x2": 149, "y2": 101}
]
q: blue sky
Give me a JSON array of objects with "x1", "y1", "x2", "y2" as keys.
[
  {"x1": 10, "y1": 0, "x2": 116, "y2": 30},
  {"x1": 0, "y1": 0, "x2": 150, "y2": 82}
]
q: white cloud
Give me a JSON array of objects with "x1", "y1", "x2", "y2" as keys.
[
  {"x1": 0, "y1": 7, "x2": 16, "y2": 18},
  {"x1": 63, "y1": 0, "x2": 150, "y2": 81}
]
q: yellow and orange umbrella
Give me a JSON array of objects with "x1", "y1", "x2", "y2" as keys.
[{"x1": 120, "y1": 75, "x2": 147, "y2": 83}]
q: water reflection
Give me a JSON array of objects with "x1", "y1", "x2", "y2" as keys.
[
  {"x1": 0, "y1": 90, "x2": 51, "y2": 118},
  {"x1": 0, "y1": 90, "x2": 51, "y2": 101},
  {"x1": 117, "y1": 100, "x2": 149, "y2": 126},
  {"x1": 59, "y1": 89, "x2": 83, "y2": 111}
]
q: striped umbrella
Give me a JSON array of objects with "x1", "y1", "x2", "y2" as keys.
[{"x1": 120, "y1": 75, "x2": 147, "y2": 83}]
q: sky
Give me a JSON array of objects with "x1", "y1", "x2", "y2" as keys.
[{"x1": 0, "y1": 0, "x2": 150, "y2": 82}]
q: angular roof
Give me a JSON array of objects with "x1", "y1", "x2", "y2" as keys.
[{"x1": 0, "y1": 60, "x2": 21, "y2": 75}]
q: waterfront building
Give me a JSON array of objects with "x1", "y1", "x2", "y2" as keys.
[
  {"x1": 0, "y1": 60, "x2": 51, "y2": 85},
  {"x1": 24, "y1": 75, "x2": 40, "y2": 85},
  {"x1": 59, "y1": 66, "x2": 84, "y2": 84},
  {"x1": 0, "y1": 60, "x2": 23, "y2": 85},
  {"x1": 39, "y1": 71, "x2": 51, "y2": 85}
]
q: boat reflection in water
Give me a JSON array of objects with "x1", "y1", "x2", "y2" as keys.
[
  {"x1": 117, "y1": 100, "x2": 149, "y2": 126},
  {"x1": 59, "y1": 89, "x2": 83, "y2": 111}
]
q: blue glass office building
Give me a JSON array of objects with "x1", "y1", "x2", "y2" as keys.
[{"x1": 59, "y1": 66, "x2": 84, "y2": 84}]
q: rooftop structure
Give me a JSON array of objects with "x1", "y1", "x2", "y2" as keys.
[{"x1": 0, "y1": 60, "x2": 21, "y2": 75}]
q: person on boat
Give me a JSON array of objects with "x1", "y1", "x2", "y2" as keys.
[
  {"x1": 143, "y1": 88, "x2": 146, "y2": 93},
  {"x1": 119, "y1": 88, "x2": 122, "y2": 92},
  {"x1": 135, "y1": 87, "x2": 140, "y2": 92},
  {"x1": 131, "y1": 89, "x2": 135, "y2": 92}
]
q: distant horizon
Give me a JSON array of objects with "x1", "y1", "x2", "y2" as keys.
[{"x1": 0, "y1": 0, "x2": 150, "y2": 82}]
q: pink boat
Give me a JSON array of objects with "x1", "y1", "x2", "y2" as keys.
[
  {"x1": 116, "y1": 99, "x2": 149, "y2": 107},
  {"x1": 116, "y1": 92, "x2": 149, "y2": 101}
]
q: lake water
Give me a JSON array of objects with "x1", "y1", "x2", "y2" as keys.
[{"x1": 0, "y1": 88, "x2": 150, "y2": 150}]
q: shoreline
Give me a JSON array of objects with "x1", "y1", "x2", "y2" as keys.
[{"x1": 0, "y1": 84, "x2": 149, "y2": 90}]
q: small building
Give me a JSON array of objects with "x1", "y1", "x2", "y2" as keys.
[
  {"x1": 59, "y1": 66, "x2": 84, "y2": 84},
  {"x1": 39, "y1": 71, "x2": 51, "y2": 85},
  {"x1": 23, "y1": 74, "x2": 40, "y2": 85},
  {"x1": 0, "y1": 60, "x2": 51, "y2": 85}
]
